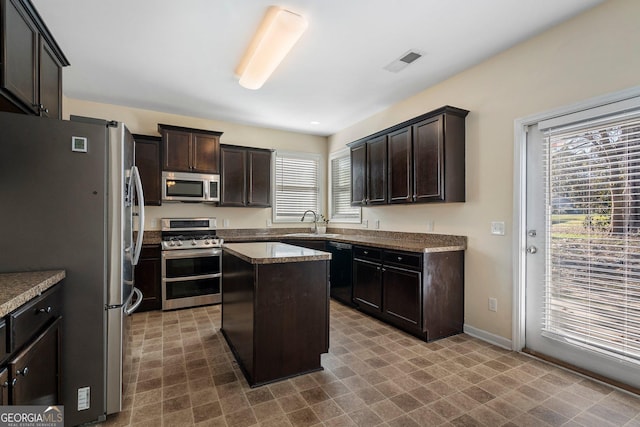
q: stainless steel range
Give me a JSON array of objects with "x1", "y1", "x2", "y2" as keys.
[{"x1": 161, "y1": 218, "x2": 223, "y2": 310}]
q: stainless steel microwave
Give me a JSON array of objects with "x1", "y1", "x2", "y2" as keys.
[{"x1": 162, "y1": 171, "x2": 220, "y2": 202}]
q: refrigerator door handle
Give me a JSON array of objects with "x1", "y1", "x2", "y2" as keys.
[
  {"x1": 125, "y1": 287, "x2": 143, "y2": 315},
  {"x1": 131, "y1": 166, "x2": 145, "y2": 266}
]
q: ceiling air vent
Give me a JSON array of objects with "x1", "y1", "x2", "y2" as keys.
[{"x1": 384, "y1": 50, "x2": 423, "y2": 73}]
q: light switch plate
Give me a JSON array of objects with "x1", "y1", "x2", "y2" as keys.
[{"x1": 491, "y1": 221, "x2": 505, "y2": 236}]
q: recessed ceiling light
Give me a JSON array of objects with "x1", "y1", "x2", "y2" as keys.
[{"x1": 310, "y1": 121, "x2": 320, "y2": 125}]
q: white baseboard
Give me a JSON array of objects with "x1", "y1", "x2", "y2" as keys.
[{"x1": 463, "y1": 324, "x2": 513, "y2": 350}]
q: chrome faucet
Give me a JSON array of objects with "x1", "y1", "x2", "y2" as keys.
[{"x1": 300, "y1": 210, "x2": 318, "y2": 233}]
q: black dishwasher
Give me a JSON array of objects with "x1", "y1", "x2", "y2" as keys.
[{"x1": 328, "y1": 242, "x2": 354, "y2": 306}]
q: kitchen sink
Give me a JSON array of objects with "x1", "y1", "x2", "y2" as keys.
[{"x1": 284, "y1": 233, "x2": 341, "y2": 238}]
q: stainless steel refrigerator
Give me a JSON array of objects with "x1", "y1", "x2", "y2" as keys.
[{"x1": 0, "y1": 111, "x2": 145, "y2": 426}]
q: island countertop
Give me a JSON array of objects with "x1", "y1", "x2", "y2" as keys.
[
  {"x1": 223, "y1": 242, "x2": 332, "y2": 265},
  {"x1": 0, "y1": 270, "x2": 65, "y2": 317}
]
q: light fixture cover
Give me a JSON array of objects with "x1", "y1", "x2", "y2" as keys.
[{"x1": 236, "y1": 6, "x2": 308, "y2": 90}]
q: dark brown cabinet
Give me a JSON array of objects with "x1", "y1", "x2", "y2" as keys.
[
  {"x1": 387, "y1": 126, "x2": 413, "y2": 203},
  {"x1": 9, "y1": 318, "x2": 60, "y2": 405},
  {"x1": 349, "y1": 106, "x2": 468, "y2": 206},
  {"x1": 133, "y1": 134, "x2": 162, "y2": 206},
  {"x1": 0, "y1": 0, "x2": 68, "y2": 118},
  {"x1": 220, "y1": 145, "x2": 271, "y2": 207},
  {"x1": 1, "y1": 283, "x2": 62, "y2": 405},
  {"x1": 134, "y1": 245, "x2": 161, "y2": 312},
  {"x1": 281, "y1": 239, "x2": 326, "y2": 251},
  {"x1": 352, "y1": 247, "x2": 383, "y2": 311},
  {"x1": 158, "y1": 124, "x2": 222, "y2": 174},
  {"x1": 352, "y1": 245, "x2": 463, "y2": 341}
]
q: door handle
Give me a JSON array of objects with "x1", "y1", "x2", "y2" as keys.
[{"x1": 527, "y1": 246, "x2": 538, "y2": 254}]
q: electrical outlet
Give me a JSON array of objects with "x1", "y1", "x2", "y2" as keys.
[
  {"x1": 223, "y1": 219, "x2": 229, "y2": 228},
  {"x1": 426, "y1": 220, "x2": 434, "y2": 232},
  {"x1": 374, "y1": 219, "x2": 380, "y2": 229},
  {"x1": 362, "y1": 219, "x2": 369, "y2": 228},
  {"x1": 491, "y1": 221, "x2": 506, "y2": 236},
  {"x1": 266, "y1": 219, "x2": 272, "y2": 227},
  {"x1": 488, "y1": 297, "x2": 498, "y2": 312}
]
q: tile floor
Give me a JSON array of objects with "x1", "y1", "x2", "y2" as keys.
[{"x1": 104, "y1": 301, "x2": 640, "y2": 426}]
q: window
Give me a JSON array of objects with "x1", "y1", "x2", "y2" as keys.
[
  {"x1": 273, "y1": 151, "x2": 322, "y2": 222},
  {"x1": 541, "y1": 104, "x2": 640, "y2": 361},
  {"x1": 329, "y1": 149, "x2": 361, "y2": 222}
]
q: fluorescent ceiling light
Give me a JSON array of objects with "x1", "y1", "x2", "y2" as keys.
[{"x1": 235, "y1": 6, "x2": 308, "y2": 90}]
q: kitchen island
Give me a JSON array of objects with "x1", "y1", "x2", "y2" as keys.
[{"x1": 221, "y1": 242, "x2": 331, "y2": 387}]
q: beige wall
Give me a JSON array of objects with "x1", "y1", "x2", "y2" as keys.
[
  {"x1": 63, "y1": 98, "x2": 328, "y2": 231},
  {"x1": 328, "y1": 0, "x2": 640, "y2": 341}
]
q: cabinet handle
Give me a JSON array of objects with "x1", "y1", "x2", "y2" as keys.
[
  {"x1": 37, "y1": 306, "x2": 52, "y2": 314},
  {"x1": 16, "y1": 367, "x2": 29, "y2": 377},
  {"x1": 2, "y1": 379, "x2": 17, "y2": 388},
  {"x1": 363, "y1": 251, "x2": 368, "y2": 255},
  {"x1": 397, "y1": 256, "x2": 403, "y2": 261}
]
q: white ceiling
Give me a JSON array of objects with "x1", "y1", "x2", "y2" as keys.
[{"x1": 32, "y1": 0, "x2": 604, "y2": 136}]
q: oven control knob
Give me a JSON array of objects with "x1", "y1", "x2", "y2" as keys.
[
  {"x1": 191, "y1": 239, "x2": 197, "y2": 246},
  {"x1": 177, "y1": 240, "x2": 183, "y2": 246},
  {"x1": 168, "y1": 241, "x2": 175, "y2": 247}
]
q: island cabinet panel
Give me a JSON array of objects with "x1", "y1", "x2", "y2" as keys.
[
  {"x1": 352, "y1": 245, "x2": 464, "y2": 342},
  {"x1": 221, "y1": 251, "x2": 329, "y2": 387}
]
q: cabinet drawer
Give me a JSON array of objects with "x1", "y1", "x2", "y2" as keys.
[
  {"x1": 353, "y1": 246, "x2": 382, "y2": 262},
  {"x1": 383, "y1": 250, "x2": 422, "y2": 270},
  {"x1": 9, "y1": 285, "x2": 62, "y2": 353}
]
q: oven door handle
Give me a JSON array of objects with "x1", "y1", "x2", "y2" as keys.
[
  {"x1": 163, "y1": 273, "x2": 222, "y2": 283},
  {"x1": 162, "y1": 248, "x2": 222, "y2": 259}
]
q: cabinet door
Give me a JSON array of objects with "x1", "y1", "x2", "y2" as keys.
[
  {"x1": 192, "y1": 133, "x2": 220, "y2": 173},
  {"x1": 220, "y1": 146, "x2": 247, "y2": 206},
  {"x1": 247, "y1": 149, "x2": 271, "y2": 207},
  {"x1": 10, "y1": 318, "x2": 60, "y2": 405},
  {"x1": 353, "y1": 258, "x2": 382, "y2": 312},
  {"x1": 134, "y1": 135, "x2": 162, "y2": 206},
  {"x1": 413, "y1": 116, "x2": 444, "y2": 202},
  {"x1": 366, "y1": 135, "x2": 387, "y2": 204},
  {"x1": 163, "y1": 129, "x2": 192, "y2": 172},
  {"x1": 135, "y1": 245, "x2": 162, "y2": 312},
  {"x1": 387, "y1": 126, "x2": 413, "y2": 203},
  {"x1": 3, "y1": 0, "x2": 39, "y2": 114},
  {"x1": 38, "y1": 40, "x2": 62, "y2": 118},
  {"x1": 350, "y1": 143, "x2": 366, "y2": 205},
  {"x1": 383, "y1": 265, "x2": 422, "y2": 332},
  {"x1": 0, "y1": 368, "x2": 8, "y2": 405}
]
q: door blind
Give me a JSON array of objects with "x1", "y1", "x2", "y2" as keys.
[
  {"x1": 274, "y1": 152, "x2": 320, "y2": 221},
  {"x1": 542, "y1": 110, "x2": 640, "y2": 362}
]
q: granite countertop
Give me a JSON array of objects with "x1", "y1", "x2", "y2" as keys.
[
  {"x1": 143, "y1": 227, "x2": 467, "y2": 253},
  {"x1": 0, "y1": 270, "x2": 65, "y2": 317},
  {"x1": 223, "y1": 242, "x2": 332, "y2": 265}
]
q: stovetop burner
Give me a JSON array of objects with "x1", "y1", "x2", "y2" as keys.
[{"x1": 160, "y1": 218, "x2": 223, "y2": 250}]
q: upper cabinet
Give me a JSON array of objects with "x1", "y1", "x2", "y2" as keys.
[
  {"x1": 158, "y1": 124, "x2": 222, "y2": 174},
  {"x1": 0, "y1": 0, "x2": 69, "y2": 119},
  {"x1": 220, "y1": 145, "x2": 272, "y2": 207},
  {"x1": 349, "y1": 106, "x2": 468, "y2": 206},
  {"x1": 133, "y1": 134, "x2": 162, "y2": 206}
]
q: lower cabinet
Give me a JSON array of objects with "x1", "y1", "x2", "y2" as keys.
[
  {"x1": 352, "y1": 245, "x2": 463, "y2": 341},
  {"x1": 135, "y1": 245, "x2": 162, "y2": 312},
  {"x1": 1, "y1": 284, "x2": 62, "y2": 405}
]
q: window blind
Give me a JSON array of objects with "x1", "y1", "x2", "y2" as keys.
[
  {"x1": 543, "y1": 110, "x2": 640, "y2": 362},
  {"x1": 330, "y1": 154, "x2": 360, "y2": 222},
  {"x1": 274, "y1": 152, "x2": 320, "y2": 222}
]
